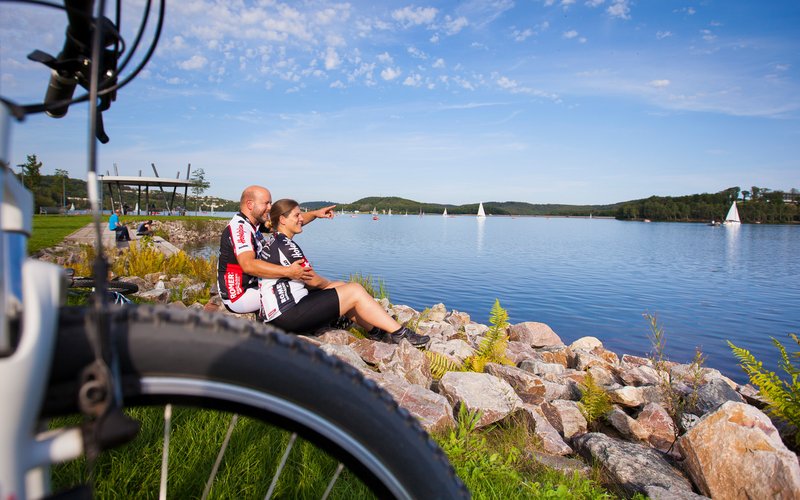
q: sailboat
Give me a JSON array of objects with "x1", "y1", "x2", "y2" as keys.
[
  {"x1": 69, "y1": 202, "x2": 75, "y2": 212},
  {"x1": 442, "y1": 208, "x2": 448, "y2": 216},
  {"x1": 477, "y1": 202, "x2": 486, "y2": 218},
  {"x1": 722, "y1": 201, "x2": 741, "y2": 226},
  {"x1": 388, "y1": 209, "x2": 392, "y2": 216}
]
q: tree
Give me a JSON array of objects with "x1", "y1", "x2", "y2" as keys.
[
  {"x1": 741, "y1": 190, "x2": 750, "y2": 202},
  {"x1": 18, "y1": 154, "x2": 42, "y2": 190},
  {"x1": 190, "y1": 168, "x2": 211, "y2": 212}
]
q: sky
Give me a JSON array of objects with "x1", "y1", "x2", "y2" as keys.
[{"x1": 1, "y1": 0, "x2": 799, "y2": 205}]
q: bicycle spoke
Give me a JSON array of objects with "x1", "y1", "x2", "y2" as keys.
[
  {"x1": 159, "y1": 404, "x2": 173, "y2": 500},
  {"x1": 264, "y1": 432, "x2": 297, "y2": 500},
  {"x1": 201, "y1": 413, "x2": 239, "y2": 500},
  {"x1": 321, "y1": 462, "x2": 345, "y2": 500}
]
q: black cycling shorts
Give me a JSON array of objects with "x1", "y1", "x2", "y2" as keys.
[{"x1": 268, "y1": 288, "x2": 340, "y2": 334}]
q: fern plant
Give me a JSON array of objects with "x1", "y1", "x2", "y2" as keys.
[
  {"x1": 425, "y1": 351, "x2": 464, "y2": 380},
  {"x1": 578, "y1": 371, "x2": 612, "y2": 428},
  {"x1": 464, "y1": 299, "x2": 514, "y2": 372},
  {"x1": 729, "y1": 334, "x2": 800, "y2": 445}
]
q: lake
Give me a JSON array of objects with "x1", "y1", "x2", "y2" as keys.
[{"x1": 192, "y1": 213, "x2": 800, "y2": 383}]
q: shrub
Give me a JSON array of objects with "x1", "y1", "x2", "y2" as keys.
[
  {"x1": 729, "y1": 334, "x2": 800, "y2": 445},
  {"x1": 578, "y1": 371, "x2": 612, "y2": 428}
]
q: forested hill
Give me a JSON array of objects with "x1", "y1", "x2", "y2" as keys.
[{"x1": 329, "y1": 197, "x2": 621, "y2": 217}]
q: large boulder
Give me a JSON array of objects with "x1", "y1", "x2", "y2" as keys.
[
  {"x1": 367, "y1": 373, "x2": 455, "y2": 433},
  {"x1": 438, "y1": 371, "x2": 523, "y2": 428},
  {"x1": 573, "y1": 433, "x2": 697, "y2": 498},
  {"x1": 636, "y1": 403, "x2": 677, "y2": 453},
  {"x1": 678, "y1": 401, "x2": 800, "y2": 499},
  {"x1": 350, "y1": 338, "x2": 396, "y2": 365},
  {"x1": 508, "y1": 322, "x2": 563, "y2": 348},
  {"x1": 540, "y1": 400, "x2": 588, "y2": 440},
  {"x1": 377, "y1": 339, "x2": 433, "y2": 388},
  {"x1": 520, "y1": 404, "x2": 573, "y2": 456},
  {"x1": 484, "y1": 362, "x2": 547, "y2": 405}
]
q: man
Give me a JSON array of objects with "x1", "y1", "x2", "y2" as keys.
[
  {"x1": 109, "y1": 208, "x2": 130, "y2": 241},
  {"x1": 218, "y1": 185, "x2": 334, "y2": 314}
]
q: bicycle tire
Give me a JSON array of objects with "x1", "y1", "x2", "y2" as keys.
[
  {"x1": 69, "y1": 278, "x2": 139, "y2": 294},
  {"x1": 44, "y1": 305, "x2": 469, "y2": 499}
]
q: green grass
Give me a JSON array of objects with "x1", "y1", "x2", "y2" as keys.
[
  {"x1": 52, "y1": 407, "x2": 374, "y2": 499},
  {"x1": 29, "y1": 215, "x2": 93, "y2": 253}
]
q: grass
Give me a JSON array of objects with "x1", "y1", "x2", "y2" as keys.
[
  {"x1": 29, "y1": 215, "x2": 93, "y2": 253},
  {"x1": 49, "y1": 403, "x2": 624, "y2": 499}
]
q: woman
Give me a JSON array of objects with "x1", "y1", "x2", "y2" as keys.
[{"x1": 259, "y1": 199, "x2": 429, "y2": 346}]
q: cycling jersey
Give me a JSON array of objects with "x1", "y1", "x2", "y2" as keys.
[
  {"x1": 260, "y1": 232, "x2": 311, "y2": 321},
  {"x1": 217, "y1": 212, "x2": 269, "y2": 307}
]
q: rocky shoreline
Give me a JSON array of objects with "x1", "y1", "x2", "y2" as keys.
[{"x1": 37, "y1": 220, "x2": 800, "y2": 498}]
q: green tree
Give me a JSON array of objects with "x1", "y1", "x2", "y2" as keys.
[
  {"x1": 18, "y1": 154, "x2": 42, "y2": 190},
  {"x1": 190, "y1": 168, "x2": 211, "y2": 212}
]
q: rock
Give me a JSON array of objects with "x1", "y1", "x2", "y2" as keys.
[
  {"x1": 528, "y1": 450, "x2": 591, "y2": 477},
  {"x1": 570, "y1": 336, "x2": 603, "y2": 351},
  {"x1": 536, "y1": 346, "x2": 575, "y2": 368},
  {"x1": 690, "y1": 378, "x2": 744, "y2": 416},
  {"x1": 168, "y1": 300, "x2": 187, "y2": 309},
  {"x1": 540, "y1": 400, "x2": 588, "y2": 440},
  {"x1": 188, "y1": 302, "x2": 205, "y2": 311},
  {"x1": 369, "y1": 373, "x2": 456, "y2": 433},
  {"x1": 574, "y1": 349, "x2": 614, "y2": 372},
  {"x1": 508, "y1": 322, "x2": 563, "y2": 348},
  {"x1": 678, "y1": 401, "x2": 800, "y2": 499},
  {"x1": 573, "y1": 433, "x2": 695, "y2": 497},
  {"x1": 587, "y1": 365, "x2": 618, "y2": 387},
  {"x1": 181, "y1": 283, "x2": 206, "y2": 302},
  {"x1": 463, "y1": 323, "x2": 488, "y2": 344},
  {"x1": 621, "y1": 354, "x2": 653, "y2": 368},
  {"x1": 388, "y1": 304, "x2": 418, "y2": 325},
  {"x1": 416, "y1": 321, "x2": 456, "y2": 341},
  {"x1": 542, "y1": 379, "x2": 581, "y2": 402},
  {"x1": 591, "y1": 346, "x2": 620, "y2": 366},
  {"x1": 318, "y1": 344, "x2": 369, "y2": 371},
  {"x1": 316, "y1": 329, "x2": 356, "y2": 345},
  {"x1": 444, "y1": 310, "x2": 470, "y2": 331},
  {"x1": 518, "y1": 359, "x2": 566, "y2": 377},
  {"x1": 136, "y1": 288, "x2": 170, "y2": 303},
  {"x1": 617, "y1": 364, "x2": 661, "y2": 387},
  {"x1": 350, "y1": 338, "x2": 396, "y2": 365},
  {"x1": 521, "y1": 404, "x2": 573, "y2": 455},
  {"x1": 606, "y1": 406, "x2": 650, "y2": 443},
  {"x1": 504, "y1": 341, "x2": 538, "y2": 364},
  {"x1": 378, "y1": 339, "x2": 433, "y2": 388},
  {"x1": 438, "y1": 371, "x2": 523, "y2": 428},
  {"x1": 427, "y1": 339, "x2": 475, "y2": 364},
  {"x1": 637, "y1": 403, "x2": 677, "y2": 453},
  {"x1": 154, "y1": 280, "x2": 166, "y2": 290},
  {"x1": 428, "y1": 303, "x2": 447, "y2": 322},
  {"x1": 484, "y1": 362, "x2": 547, "y2": 405},
  {"x1": 608, "y1": 385, "x2": 660, "y2": 408}
]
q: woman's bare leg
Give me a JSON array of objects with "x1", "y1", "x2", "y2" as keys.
[{"x1": 334, "y1": 283, "x2": 401, "y2": 333}]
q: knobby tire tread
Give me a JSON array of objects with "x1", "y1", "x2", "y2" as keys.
[{"x1": 44, "y1": 305, "x2": 469, "y2": 499}]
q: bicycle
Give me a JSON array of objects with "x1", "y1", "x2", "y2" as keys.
[{"x1": 0, "y1": 1, "x2": 468, "y2": 498}]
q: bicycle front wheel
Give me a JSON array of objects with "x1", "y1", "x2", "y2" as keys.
[{"x1": 44, "y1": 305, "x2": 468, "y2": 499}]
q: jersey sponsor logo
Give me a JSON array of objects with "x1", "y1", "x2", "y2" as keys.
[
  {"x1": 275, "y1": 281, "x2": 290, "y2": 304},
  {"x1": 236, "y1": 223, "x2": 247, "y2": 245},
  {"x1": 224, "y1": 263, "x2": 244, "y2": 300}
]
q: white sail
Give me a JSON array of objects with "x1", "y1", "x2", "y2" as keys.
[
  {"x1": 443, "y1": 208, "x2": 448, "y2": 216},
  {"x1": 477, "y1": 202, "x2": 486, "y2": 218},
  {"x1": 723, "y1": 201, "x2": 741, "y2": 225},
  {"x1": 69, "y1": 202, "x2": 76, "y2": 211},
  {"x1": 388, "y1": 209, "x2": 392, "y2": 215}
]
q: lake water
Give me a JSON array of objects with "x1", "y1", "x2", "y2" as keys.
[{"x1": 191, "y1": 213, "x2": 800, "y2": 383}]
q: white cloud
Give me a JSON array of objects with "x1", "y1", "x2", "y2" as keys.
[
  {"x1": 324, "y1": 47, "x2": 340, "y2": 70},
  {"x1": 585, "y1": 0, "x2": 605, "y2": 7},
  {"x1": 330, "y1": 80, "x2": 345, "y2": 88},
  {"x1": 512, "y1": 28, "x2": 534, "y2": 42},
  {"x1": 607, "y1": 0, "x2": 631, "y2": 20},
  {"x1": 649, "y1": 79, "x2": 670, "y2": 88},
  {"x1": 775, "y1": 64, "x2": 790, "y2": 71},
  {"x1": 381, "y1": 67, "x2": 402, "y2": 81},
  {"x1": 403, "y1": 73, "x2": 423, "y2": 87},
  {"x1": 178, "y1": 55, "x2": 208, "y2": 70},
  {"x1": 700, "y1": 29, "x2": 716, "y2": 42},
  {"x1": 433, "y1": 58, "x2": 446, "y2": 69},
  {"x1": 563, "y1": 30, "x2": 579, "y2": 39},
  {"x1": 656, "y1": 31, "x2": 673, "y2": 40},
  {"x1": 430, "y1": 33, "x2": 440, "y2": 43},
  {"x1": 443, "y1": 16, "x2": 469, "y2": 35},
  {"x1": 392, "y1": 6, "x2": 438, "y2": 27},
  {"x1": 497, "y1": 76, "x2": 518, "y2": 90},
  {"x1": 408, "y1": 46, "x2": 428, "y2": 59},
  {"x1": 377, "y1": 52, "x2": 393, "y2": 64}
]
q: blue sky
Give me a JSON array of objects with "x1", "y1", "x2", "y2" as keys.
[{"x1": 1, "y1": 0, "x2": 799, "y2": 205}]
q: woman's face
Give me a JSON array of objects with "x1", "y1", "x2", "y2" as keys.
[{"x1": 281, "y1": 206, "x2": 304, "y2": 235}]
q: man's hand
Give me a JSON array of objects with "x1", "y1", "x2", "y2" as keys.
[{"x1": 285, "y1": 260, "x2": 314, "y2": 281}]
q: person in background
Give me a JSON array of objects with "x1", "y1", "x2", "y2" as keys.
[
  {"x1": 136, "y1": 219, "x2": 153, "y2": 236},
  {"x1": 217, "y1": 185, "x2": 335, "y2": 314},
  {"x1": 259, "y1": 198, "x2": 430, "y2": 346},
  {"x1": 108, "y1": 208, "x2": 130, "y2": 241}
]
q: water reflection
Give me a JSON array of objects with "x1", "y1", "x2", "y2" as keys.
[{"x1": 476, "y1": 216, "x2": 485, "y2": 254}]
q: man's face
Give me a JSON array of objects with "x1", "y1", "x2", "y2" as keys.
[{"x1": 250, "y1": 189, "x2": 272, "y2": 224}]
